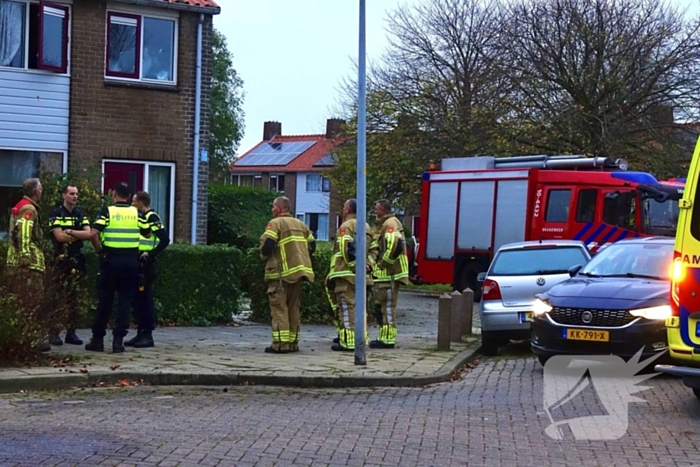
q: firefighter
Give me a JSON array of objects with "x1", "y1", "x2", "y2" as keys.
[
  {"x1": 259, "y1": 196, "x2": 315, "y2": 353},
  {"x1": 85, "y1": 182, "x2": 152, "y2": 353},
  {"x1": 371, "y1": 199, "x2": 409, "y2": 349},
  {"x1": 6, "y1": 178, "x2": 49, "y2": 351},
  {"x1": 327, "y1": 198, "x2": 378, "y2": 351},
  {"x1": 47, "y1": 184, "x2": 93, "y2": 346},
  {"x1": 125, "y1": 191, "x2": 170, "y2": 348}
]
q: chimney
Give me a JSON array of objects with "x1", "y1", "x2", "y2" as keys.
[
  {"x1": 263, "y1": 121, "x2": 281, "y2": 141},
  {"x1": 325, "y1": 118, "x2": 345, "y2": 139}
]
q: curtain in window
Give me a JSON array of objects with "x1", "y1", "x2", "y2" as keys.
[
  {"x1": 148, "y1": 166, "x2": 171, "y2": 227},
  {"x1": 318, "y1": 214, "x2": 329, "y2": 241},
  {"x1": 0, "y1": 150, "x2": 39, "y2": 187},
  {"x1": 0, "y1": 1, "x2": 24, "y2": 67},
  {"x1": 306, "y1": 174, "x2": 321, "y2": 192}
]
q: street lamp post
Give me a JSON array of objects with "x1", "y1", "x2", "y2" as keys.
[{"x1": 354, "y1": 0, "x2": 367, "y2": 366}]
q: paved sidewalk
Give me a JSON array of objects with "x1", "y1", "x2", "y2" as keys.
[{"x1": 0, "y1": 293, "x2": 481, "y2": 393}]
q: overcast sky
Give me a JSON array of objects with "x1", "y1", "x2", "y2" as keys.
[{"x1": 214, "y1": 0, "x2": 700, "y2": 156}]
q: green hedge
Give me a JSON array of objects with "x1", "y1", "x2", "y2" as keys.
[
  {"x1": 241, "y1": 242, "x2": 336, "y2": 324},
  {"x1": 208, "y1": 184, "x2": 277, "y2": 249}
]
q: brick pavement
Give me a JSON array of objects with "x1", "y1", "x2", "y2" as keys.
[
  {"x1": 0, "y1": 292, "x2": 479, "y2": 391},
  {"x1": 1, "y1": 348, "x2": 699, "y2": 466}
]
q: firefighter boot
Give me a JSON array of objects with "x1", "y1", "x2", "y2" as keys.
[
  {"x1": 85, "y1": 336, "x2": 104, "y2": 352},
  {"x1": 132, "y1": 330, "x2": 154, "y2": 348},
  {"x1": 124, "y1": 330, "x2": 144, "y2": 347},
  {"x1": 64, "y1": 330, "x2": 83, "y2": 346},
  {"x1": 113, "y1": 336, "x2": 125, "y2": 354}
]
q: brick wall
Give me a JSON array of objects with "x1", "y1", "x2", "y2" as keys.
[
  {"x1": 284, "y1": 173, "x2": 297, "y2": 214},
  {"x1": 68, "y1": 0, "x2": 213, "y2": 244}
]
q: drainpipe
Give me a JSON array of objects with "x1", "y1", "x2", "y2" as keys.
[{"x1": 191, "y1": 13, "x2": 204, "y2": 244}]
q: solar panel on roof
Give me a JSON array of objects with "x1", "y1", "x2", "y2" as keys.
[
  {"x1": 234, "y1": 141, "x2": 316, "y2": 166},
  {"x1": 313, "y1": 154, "x2": 335, "y2": 167}
]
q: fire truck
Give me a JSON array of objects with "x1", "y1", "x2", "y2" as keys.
[{"x1": 414, "y1": 154, "x2": 685, "y2": 301}]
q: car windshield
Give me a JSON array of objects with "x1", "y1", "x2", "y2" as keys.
[
  {"x1": 580, "y1": 242, "x2": 673, "y2": 280},
  {"x1": 489, "y1": 246, "x2": 589, "y2": 276}
]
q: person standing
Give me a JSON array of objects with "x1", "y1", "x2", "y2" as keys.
[
  {"x1": 371, "y1": 199, "x2": 409, "y2": 349},
  {"x1": 259, "y1": 196, "x2": 315, "y2": 354},
  {"x1": 85, "y1": 182, "x2": 152, "y2": 353},
  {"x1": 327, "y1": 198, "x2": 378, "y2": 351},
  {"x1": 6, "y1": 178, "x2": 49, "y2": 351},
  {"x1": 125, "y1": 191, "x2": 170, "y2": 348},
  {"x1": 47, "y1": 185, "x2": 93, "y2": 346}
]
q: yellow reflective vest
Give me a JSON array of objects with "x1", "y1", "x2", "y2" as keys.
[
  {"x1": 260, "y1": 213, "x2": 315, "y2": 283},
  {"x1": 328, "y1": 214, "x2": 378, "y2": 285},
  {"x1": 94, "y1": 204, "x2": 149, "y2": 251},
  {"x1": 373, "y1": 213, "x2": 409, "y2": 285}
]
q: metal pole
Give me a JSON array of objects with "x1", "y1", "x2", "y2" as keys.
[{"x1": 354, "y1": 0, "x2": 367, "y2": 366}]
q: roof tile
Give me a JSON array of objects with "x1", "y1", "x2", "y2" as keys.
[
  {"x1": 231, "y1": 134, "x2": 344, "y2": 172},
  {"x1": 158, "y1": 0, "x2": 220, "y2": 9}
]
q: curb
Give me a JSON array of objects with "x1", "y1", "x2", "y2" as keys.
[
  {"x1": 0, "y1": 345, "x2": 482, "y2": 393},
  {"x1": 400, "y1": 288, "x2": 445, "y2": 298}
]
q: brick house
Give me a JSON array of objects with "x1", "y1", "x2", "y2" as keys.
[
  {"x1": 230, "y1": 119, "x2": 347, "y2": 241},
  {"x1": 0, "y1": 0, "x2": 219, "y2": 244}
]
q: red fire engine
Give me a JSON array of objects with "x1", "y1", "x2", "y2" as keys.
[{"x1": 414, "y1": 154, "x2": 684, "y2": 300}]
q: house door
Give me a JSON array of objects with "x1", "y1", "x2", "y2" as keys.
[{"x1": 104, "y1": 162, "x2": 144, "y2": 196}]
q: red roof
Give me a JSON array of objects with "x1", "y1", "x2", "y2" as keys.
[
  {"x1": 231, "y1": 134, "x2": 344, "y2": 172},
  {"x1": 157, "y1": 0, "x2": 220, "y2": 10}
]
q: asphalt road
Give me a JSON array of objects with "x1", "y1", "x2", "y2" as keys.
[{"x1": 1, "y1": 343, "x2": 700, "y2": 467}]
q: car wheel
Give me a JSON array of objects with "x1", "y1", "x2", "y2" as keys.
[
  {"x1": 456, "y1": 261, "x2": 484, "y2": 303},
  {"x1": 481, "y1": 334, "x2": 498, "y2": 356},
  {"x1": 693, "y1": 388, "x2": 700, "y2": 399},
  {"x1": 537, "y1": 355, "x2": 550, "y2": 367}
]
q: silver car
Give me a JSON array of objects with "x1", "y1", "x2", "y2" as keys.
[{"x1": 477, "y1": 240, "x2": 592, "y2": 356}]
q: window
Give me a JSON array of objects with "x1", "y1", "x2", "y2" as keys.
[
  {"x1": 603, "y1": 190, "x2": 636, "y2": 230},
  {"x1": 0, "y1": 149, "x2": 64, "y2": 239},
  {"x1": 106, "y1": 10, "x2": 177, "y2": 83},
  {"x1": 233, "y1": 174, "x2": 262, "y2": 188},
  {"x1": 102, "y1": 160, "x2": 175, "y2": 229},
  {"x1": 490, "y1": 246, "x2": 590, "y2": 276},
  {"x1": 576, "y1": 189, "x2": 597, "y2": 223},
  {"x1": 270, "y1": 174, "x2": 285, "y2": 192},
  {"x1": 545, "y1": 189, "x2": 571, "y2": 223},
  {"x1": 0, "y1": 1, "x2": 70, "y2": 73},
  {"x1": 306, "y1": 174, "x2": 330, "y2": 192},
  {"x1": 299, "y1": 213, "x2": 329, "y2": 241}
]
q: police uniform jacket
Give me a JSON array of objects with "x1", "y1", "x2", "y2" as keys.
[{"x1": 48, "y1": 204, "x2": 90, "y2": 258}]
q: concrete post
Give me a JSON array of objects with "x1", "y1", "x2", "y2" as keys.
[
  {"x1": 437, "y1": 293, "x2": 451, "y2": 351},
  {"x1": 450, "y1": 290, "x2": 463, "y2": 343},
  {"x1": 462, "y1": 288, "x2": 474, "y2": 336}
]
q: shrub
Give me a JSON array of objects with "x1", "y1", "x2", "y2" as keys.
[
  {"x1": 242, "y1": 242, "x2": 335, "y2": 324},
  {"x1": 208, "y1": 184, "x2": 277, "y2": 249}
]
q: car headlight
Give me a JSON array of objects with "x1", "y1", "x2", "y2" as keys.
[
  {"x1": 629, "y1": 305, "x2": 672, "y2": 320},
  {"x1": 533, "y1": 298, "x2": 552, "y2": 316}
]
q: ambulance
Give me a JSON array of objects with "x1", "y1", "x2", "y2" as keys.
[{"x1": 655, "y1": 137, "x2": 700, "y2": 398}]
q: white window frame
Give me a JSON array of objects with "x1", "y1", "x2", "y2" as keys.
[
  {"x1": 0, "y1": 0, "x2": 73, "y2": 76},
  {"x1": 104, "y1": 5, "x2": 179, "y2": 86},
  {"x1": 269, "y1": 173, "x2": 285, "y2": 192},
  {"x1": 232, "y1": 173, "x2": 262, "y2": 188},
  {"x1": 100, "y1": 159, "x2": 176, "y2": 230}
]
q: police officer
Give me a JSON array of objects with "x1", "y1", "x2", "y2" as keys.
[
  {"x1": 47, "y1": 184, "x2": 92, "y2": 346},
  {"x1": 85, "y1": 182, "x2": 152, "y2": 353},
  {"x1": 371, "y1": 199, "x2": 409, "y2": 349},
  {"x1": 125, "y1": 191, "x2": 170, "y2": 348},
  {"x1": 6, "y1": 178, "x2": 49, "y2": 351},
  {"x1": 327, "y1": 198, "x2": 378, "y2": 351},
  {"x1": 259, "y1": 196, "x2": 315, "y2": 353}
]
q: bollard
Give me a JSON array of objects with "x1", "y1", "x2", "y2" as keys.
[
  {"x1": 437, "y1": 293, "x2": 451, "y2": 351},
  {"x1": 462, "y1": 288, "x2": 474, "y2": 336},
  {"x1": 450, "y1": 290, "x2": 463, "y2": 343}
]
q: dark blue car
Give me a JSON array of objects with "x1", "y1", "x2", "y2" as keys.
[{"x1": 530, "y1": 237, "x2": 674, "y2": 367}]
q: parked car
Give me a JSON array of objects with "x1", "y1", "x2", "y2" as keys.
[
  {"x1": 478, "y1": 240, "x2": 592, "y2": 356},
  {"x1": 531, "y1": 237, "x2": 674, "y2": 367}
]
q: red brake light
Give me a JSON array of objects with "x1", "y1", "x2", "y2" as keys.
[{"x1": 482, "y1": 279, "x2": 502, "y2": 301}]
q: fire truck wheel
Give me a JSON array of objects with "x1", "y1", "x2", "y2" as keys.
[
  {"x1": 693, "y1": 388, "x2": 700, "y2": 399},
  {"x1": 481, "y1": 334, "x2": 498, "y2": 356},
  {"x1": 458, "y1": 262, "x2": 483, "y2": 303}
]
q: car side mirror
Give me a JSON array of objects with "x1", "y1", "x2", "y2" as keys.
[
  {"x1": 568, "y1": 264, "x2": 582, "y2": 277},
  {"x1": 477, "y1": 272, "x2": 487, "y2": 282}
]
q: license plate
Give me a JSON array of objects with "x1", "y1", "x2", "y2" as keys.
[
  {"x1": 563, "y1": 328, "x2": 609, "y2": 342},
  {"x1": 519, "y1": 312, "x2": 533, "y2": 323}
]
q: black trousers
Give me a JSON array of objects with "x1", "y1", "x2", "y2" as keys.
[
  {"x1": 52, "y1": 254, "x2": 86, "y2": 331},
  {"x1": 92, "y1": 254, "x2": 139, "y2": 338},
  {"x1": 133, "y1": 260, "x2": 157, "y2": 332}
]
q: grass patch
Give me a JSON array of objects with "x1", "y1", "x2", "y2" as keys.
[{"x1": 404, "y1": 283, "x2": 452, "y2": 292}]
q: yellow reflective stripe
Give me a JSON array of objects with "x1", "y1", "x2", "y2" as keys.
[
  {"x1": 306, "y1": 233, "x2": 314, "y2": 242},
  {"x1": 264, "y1": 229, "x2": 278, "y2": 240},
  {"x1": 20, "y1": 219, "x2": 31, "y2": 256},
  {"x1": 280, "y1": 240, "x2": 288, "y2": 273},
  {"x1": 378, "y1": 325, "x2": 397, "y2": 344},
  {"x1": 383, "y1": 231, "x2": 396, "y2": 263},
  {"x1": 278, "y1": 235, "x2": 308, "y2": 245},
  {"x1": 264, "y1": 265, "x2": 314, "y2": 280}
]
